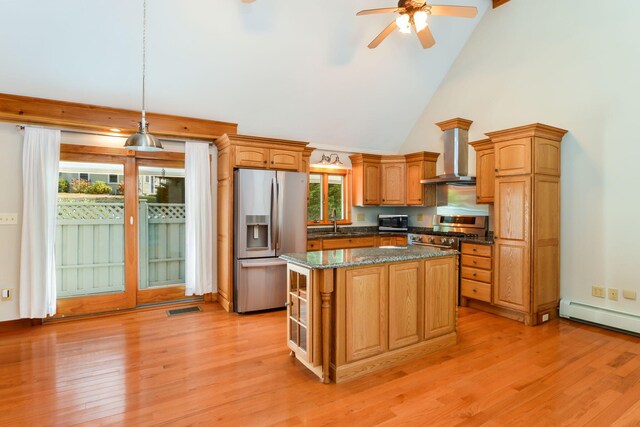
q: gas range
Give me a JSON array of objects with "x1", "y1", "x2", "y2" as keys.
[{"x1": 408, "y1": 215, "x2": 488, "y2": 250}]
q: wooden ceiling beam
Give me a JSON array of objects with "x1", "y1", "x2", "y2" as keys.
[
  {"x1": 493, "y1": 0, "x2": 511, "y2": 8},
  {"x1": 0, "y1": 93, "x2": 238, "y2": 141}
]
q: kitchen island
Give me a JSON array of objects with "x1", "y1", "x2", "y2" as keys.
[{"x1": 280, "y1": 246, "x2": 458, "y2": 383}]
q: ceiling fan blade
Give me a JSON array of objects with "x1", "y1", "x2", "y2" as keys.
[
  {"x1": 356, "y1": 7, "x2": 403, "y2": 16},
  {"x1": 428, "y1": 5, "x2": 478, "y2": 18},
  {"x1": 415, "y1": 25, "x2": 436, "y2": 49},
  {"x1": 368, "y1": 21, "x2": 397, "y2": 49}
]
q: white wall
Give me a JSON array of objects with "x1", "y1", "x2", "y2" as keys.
[
  {"x1": 0, "y1": 123, "x2": 23, "y2": 321},
  {"x1": 401, "y1": 0, "x2": 640, "y2": 314}
]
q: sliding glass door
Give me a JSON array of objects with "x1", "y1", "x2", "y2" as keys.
[
  {"x1": 137, "y1": 159, "x2": 188, "y2": 305},
  {"x1": 55, "y1": 153, "x2": 137, "y2": 316},
  {"x1": 54, "y1": 148, "x2": 192, "y2": 317}
]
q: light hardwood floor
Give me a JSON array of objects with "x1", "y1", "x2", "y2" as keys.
[{"x1": 1, "y1": 305, "x2": 639, "y2": 426}]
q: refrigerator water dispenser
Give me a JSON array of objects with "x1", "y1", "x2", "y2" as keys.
[{"x1": 245, "y1": 215, "x2": 269, "y2": 250}]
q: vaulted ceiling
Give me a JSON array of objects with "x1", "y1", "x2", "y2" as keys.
[{"x1": 0, "y1": 0, "x2": 490, "y2": 153}]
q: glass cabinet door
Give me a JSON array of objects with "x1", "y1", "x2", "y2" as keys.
[{"x1": 287, "y1": 266, "x2": 312, "y2": 359}]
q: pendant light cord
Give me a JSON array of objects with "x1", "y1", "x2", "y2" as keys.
[{"x1": 141, "y1": 0, "x2": 147, "y2": 124}]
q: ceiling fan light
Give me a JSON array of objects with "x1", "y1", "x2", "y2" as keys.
[
  {"x1": 414, "y1": 11, "x2": 428, "y2": 32},
  {"x1": 395, "y1": 14, "x2": 411, "y2": 34}
]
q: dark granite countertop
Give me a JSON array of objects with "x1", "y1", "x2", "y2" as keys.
[
  {"x1": 307, "y1": 227, "x2": 494, "y2": 245},
  {"x1": 280, "y1": 246, "x2": 458, "y2": 270},
  {"x1": 459, "y1": 236, "x2": 494, "y2": 245}
]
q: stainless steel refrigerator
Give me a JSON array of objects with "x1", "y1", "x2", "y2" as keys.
[{"x1": 233, "y1": 169, "x2": 307, "y2": 313}]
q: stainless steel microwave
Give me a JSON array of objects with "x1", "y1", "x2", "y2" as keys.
[{"x1": 378, "y1": 214, "x2": 408, "y2": 231}]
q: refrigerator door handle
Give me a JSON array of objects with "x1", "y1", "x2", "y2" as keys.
[
  {"x1": 271, "y1": 177, "x2": 277, "y2": 251},
  {"x1": 276, "y1": 181, "x2": 281, "y2": 251}
]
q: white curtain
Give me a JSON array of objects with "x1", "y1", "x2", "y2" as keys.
[
  {"x1": 185, "y1": 141, "x2": 213, "y2": 295},
  {"x1": 19, "y1": 127, "x2": 61, "y2": 318}
]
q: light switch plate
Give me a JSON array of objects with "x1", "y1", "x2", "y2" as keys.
[
  {"x1": 357, "y1": 214, "x2": 365, "y2": 222},
  {"x1": 417, "y1": 214, "x2": 424, "y2": 221},
  {"x1": 1, "y1": 289, "x2": 13, "y2": 301},
  {"x1": 623, "y1": 290, "x2": 637, "y2": 300},
  {"x1": 0, "y1": 213, "x2": 18, "y2": 225}
]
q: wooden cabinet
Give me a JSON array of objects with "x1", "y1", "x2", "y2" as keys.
[
  {"x1": 270, "y1": 149, "x2": 301, "y2": 170},
  {"x1": 388, "y1": 262, "x2": 421, "y2": 350},
  {"x1": 351, "y1": 152, "x2": 438, "y2": 207},
  {"x1": 235, "y1": 146, "x2": 269, "y2": 168},
  {"x1": 460, "y1": 242, "x2": 493, "y2": 304},
  {"x1": 322, "y1": 236, "x2": 376, "y2": 250},
  {"x1": 344, "y1": 265, "x2": 387, "y2": 362},
  {"x1": 331, "y1": 255, "x2": 458, "y2": 382},
  {"x1": 234, "y1": 146, "x2": 302, "y2": 171},
  {"x1": 350, "y1": 154, "x2": 381, "y2": 206},
  {"x1": 495, "y1": 137, "x2": 532, "y2": 176},
  {"x1": 377, "y1": 235, "x2": 408, "y2": 246},
  {"x1": 405, "y1": 152, "x2": 439, "y2": 206},
  {"x1": 424, "y1": 257, "x2": 457, "y2": 340},
  {"x1": 308, "y1": 234, "x2": 408, "y2": 250},
  {"x1": 381, "y1": 159, "x2": 406, "y2": 205},
  {"x1": 470, "y1": 139, "x2": 495, "y2": 204},
  {"x1": 215, "y1": 134, "x2": 310, "y2": 312},
  {"x1": 307, "y1": 239, "x2": 322, "y2": 251},
  {"x1": 485, "y1": 123, "x2": 567, "y2": 325},
  {"x1": 287, "y1": 264, "x2": 322, "y2": 368}
]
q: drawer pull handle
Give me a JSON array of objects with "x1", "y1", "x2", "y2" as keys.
[
  {"x1": 473, "y1": 289, "x2": 477, "y2": 293},
  {"x1": 473, "y1": 273, "x2": 477, "y2": 277},
  {"x1": 473, "y1": 248, "x2": 477, "y2": 252}
]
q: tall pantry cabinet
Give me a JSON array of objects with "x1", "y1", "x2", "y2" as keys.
[{"x1": 485, "y1": 124, "x2": 567, "y2": 325}]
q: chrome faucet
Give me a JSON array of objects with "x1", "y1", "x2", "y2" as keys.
[{"x1": 330, "y1": 207, "x2": 338, "y2": 233}]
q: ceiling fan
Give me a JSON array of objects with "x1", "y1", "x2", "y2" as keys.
[{"x1": 357, "y1": 0, "x2": 478, "y2": 49}]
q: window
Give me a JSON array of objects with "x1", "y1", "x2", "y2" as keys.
[
  {"x1": 307, "y1": 167, "x2": 351, "y2": 225},
  {"x1": 108, "y1": 174, "x2": 119, "y2": 184},
  {"x1": 79, "y1": 172, "x2": 89, "y2": 181}
]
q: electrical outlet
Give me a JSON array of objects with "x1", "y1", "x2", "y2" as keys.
[
  {"x1": 542, "y1": 313, "x2": 550, "y2": 322},
  {"x1": 608, "y1": 288, "x2": 619, "y2": 301},
  {"x1": 417, "y1": 214, "x2": 424, "y2": 221},
  {"x1": 0, "y1": 213, "x2": 18, "y2": 225},
  {"x1": 357, "y1": 213, "x2": 365, "y2": 222},
  {"x1": 1, "y1": 289, "x2": 13, "y2": 301},
  {"x1": 623, "y1": 290, "x2": 637, "y2": 300},
  {"x1": 592, "y1": 286, "x2": 605, "y2": 298}
]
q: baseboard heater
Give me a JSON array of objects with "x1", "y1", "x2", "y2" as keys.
[{"x1": 559, "y1": 299, "x2": 640, "y2": 335}]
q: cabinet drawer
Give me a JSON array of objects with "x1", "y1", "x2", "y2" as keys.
[
  {"x1": 461, "y1": 254, "x2": 492, "y2": 270},
  {"x1": 461, "y1": 266, "x2": 492, "y2": 284},
  {"x1": 322, "y1": 236, "x2": 376, "y2": 250},
  {"x1": 307, "y1": 239, "x2": 322, "y2": 251},
  {"x1": 461, "y1": 243, "x2": 492, "y2": 258},
  {"x1": 461, "y1": 279, "x2": 491, "y2": 303}
]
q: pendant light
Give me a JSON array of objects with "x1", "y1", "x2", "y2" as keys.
[{"x1": 124, "y1": 0, "x2": 163, "y2": 151}]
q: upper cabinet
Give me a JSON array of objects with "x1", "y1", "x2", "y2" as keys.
[
  {"x1": 405, "y1": 152, "x2": 439, "y2": 206},
  {"x1": 381, "y1": 158, "x2": 406, "y2": 205},
  {"x1": 350, "y1": 154, "x2": 382, "y2": 206},
  {"x1": 494, "y1": 137, "x2": 532, "y2": 176},
  {"x1": 350, "y1": 151, "x2": 439, "y2": 207},
  {"x1": 217, "y1": 134, "x2": 310, "y2": 173},
  {"x1": 469, "y1": 139, "x2": 495, "y2": 204}
]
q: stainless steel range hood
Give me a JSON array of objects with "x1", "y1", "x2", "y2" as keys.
[{"x1": 421, "y1": 118, "x2": 475, "y2": 185}]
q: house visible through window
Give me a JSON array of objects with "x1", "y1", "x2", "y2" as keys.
[
  {"x1": 307, "y1": 167, "x2": 350, "y2": 225},
  {"x1": 108, "y1": 174, "x2": 119, "y2": 184}
]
